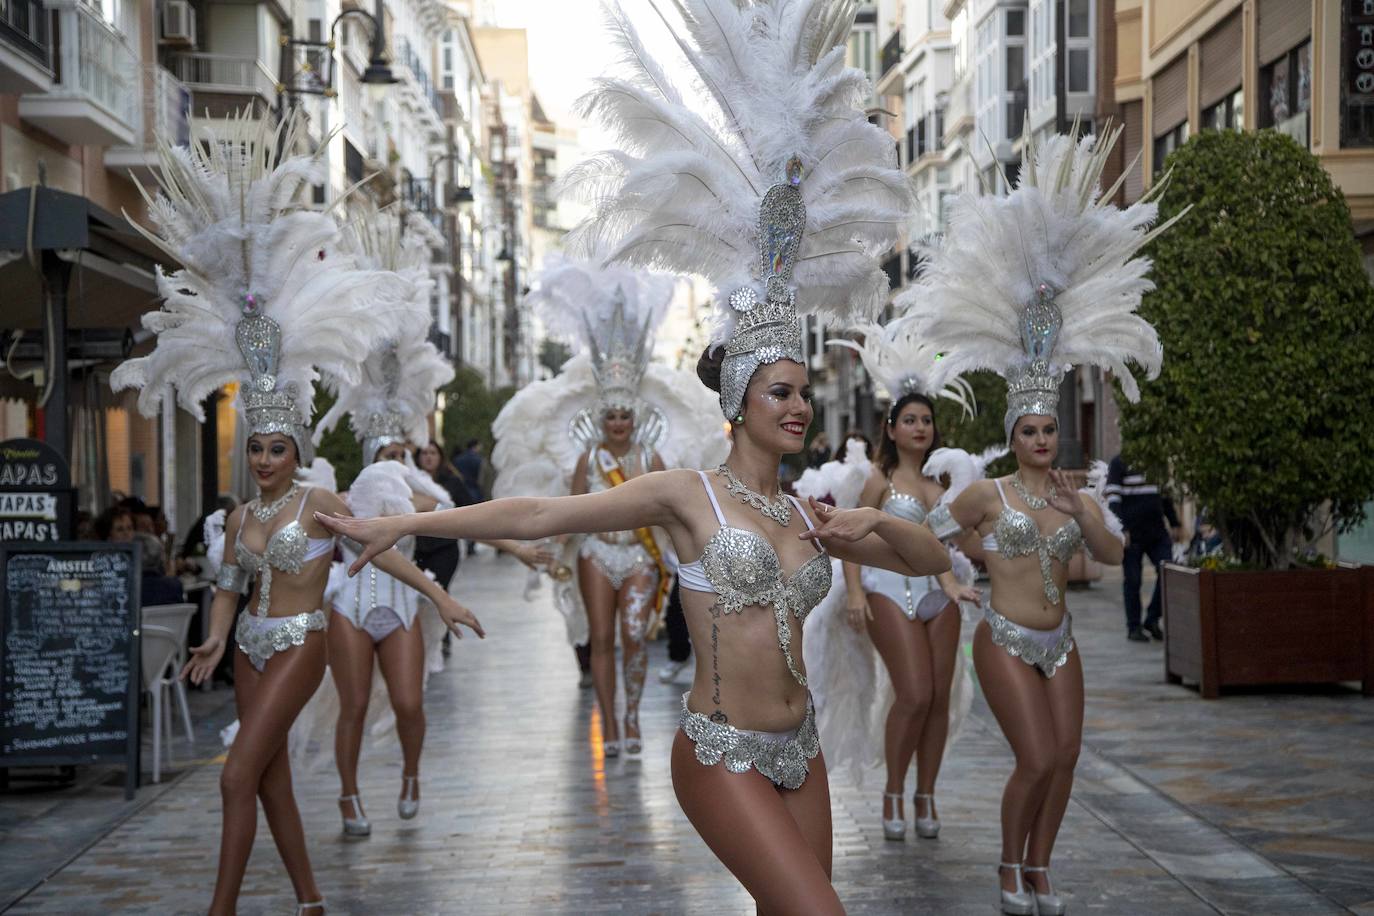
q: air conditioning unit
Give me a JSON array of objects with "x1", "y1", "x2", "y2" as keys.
[{"x1": 160, "y1": 0, "x2": 196, "y2": 47}]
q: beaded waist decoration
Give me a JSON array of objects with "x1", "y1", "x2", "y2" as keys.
[
  {"x1": 235, "y1": 609, "x2": 327, "y2": 672},
  {"x1": 678, "y1": 692, "x2": 819, "y2": 790},
  {"x1": 983, "y1": 606, "x2": 1074, "y2": 677}
]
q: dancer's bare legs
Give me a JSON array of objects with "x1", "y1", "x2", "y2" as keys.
[
  {"x1": 210, "y1": 634, "x2": 326, "y2": 915},
  {"x1": 915, "y1": 602, "x2": 960, "y2": 821},
  {"x1": 973, "y1": 620, "x2": 1083, "y2": 894},
  {"x1": 672, "y1": 732, "x2": 842, "y2": 915},
  {"x1": 866, "y1": 592, "x2": 931, "y2": 824},
  {"x1": 579, "y1": 554, "x2": 619, "y2": 746},
  {"x1": 330, "y1": 615, "x2": 376, "y2": 822},
  {"x1": 376, "y1": 622, "x2": 427, "y2": 807},
  {"x1": 618, "y1": 567, "x2": 658, "y2": 748}
]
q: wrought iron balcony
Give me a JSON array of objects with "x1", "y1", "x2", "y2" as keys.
[{"x1": 879, "y1": 28, "x2": 901, "y2": 80}]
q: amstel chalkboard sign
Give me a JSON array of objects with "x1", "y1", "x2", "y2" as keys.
[{"x1": 0, "y1": 542, "x2": 141, "y2": 799}]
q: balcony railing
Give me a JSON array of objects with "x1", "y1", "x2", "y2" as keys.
[
  {"x1": 879, "y1": 28, "x2": 901, "y2": 80},
  {"x1": 148, "y1": 65, "x2": 190, "y2": 145},
  {"x1": 165, "y1": 51, "x2": 277, "y2": 103},
  {"x1": 2, "y1": 0, "x2": 51, "y2": 72},
  {"x1": 70, "y1": 5, "x2": 138, "y2": 125},
  {"x1": 397, "y1": 36, "x2": 442, "y2": 120}
]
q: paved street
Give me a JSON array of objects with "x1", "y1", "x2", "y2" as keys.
[{"x1": 2, "y1": 551, "x2": 1371, "y2": 915}]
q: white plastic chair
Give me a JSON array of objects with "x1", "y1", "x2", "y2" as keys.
[
  {"x1": 140, "y1": 624, "x2": 183, "y2": 783},
  {"x1": 141, "y1": 603, "x2": 198, "y2": 777}
]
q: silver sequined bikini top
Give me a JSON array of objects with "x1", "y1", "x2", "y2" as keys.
[
  {"x1": 984, "y1": 478, "x2": 1082, "y2": 564},
  {"x1": 882, "y1": 480, "x2": 929, "y2": 525},
  {"x1": 234, "y1": 487, "x2": 334, "y2": 616},
  {"x1": 679, "y1": 471, "x2": 831, "y2": 687}
]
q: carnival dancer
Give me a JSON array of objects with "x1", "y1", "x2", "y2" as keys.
[
  {"x1": 309, "y1": 207, "x2": 549, "y2": 833},
  {"x1": 110, "y1": 112, "x2": 483, "y2": 916},
  {"x1": 806, "y1": 321, "x2": 985, "y2": 841},
  {"x1": 493, "y1": 255, "x2": 725, "y2": 758},
  {"x1": 906, "y1": 123, "x2": 1180, "y2": 915},
  {"x1": 317, "y1": 3, "x2": 949, "y2": 910}
]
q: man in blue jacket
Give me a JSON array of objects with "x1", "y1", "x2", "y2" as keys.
[{"x1": 1105, "y1": 455, "x2": 1183, "y2": 642}]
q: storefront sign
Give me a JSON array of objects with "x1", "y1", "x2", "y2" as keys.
[{"x1": 0, "y1": 438, "x2": 73, "y2": 541}]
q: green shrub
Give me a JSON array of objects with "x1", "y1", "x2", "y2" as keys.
[{"x1": 1118, "y1": 129, "x2": 1374, "y2": 569}]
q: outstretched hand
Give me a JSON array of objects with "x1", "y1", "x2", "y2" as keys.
[
  {"x1": 1046, "y1": 469, "x2": 1086, "y2": 518},
  {"x1": 436, "y1": 593, "x2": 485, "y2": 639},
  {"x1": 314, "y1": 512, "x2": 401, "y2": 575},
  {"x1": 798, "y1": 497, "x2": 879, "y2": 545},
  {"x1": 181, "y1": 636, "x2": 224, "y2": 685}
]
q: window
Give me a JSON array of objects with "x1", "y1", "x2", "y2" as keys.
[
  {"x1": 1006, "y1": 45, "x2": 1025, "y2": 90},
  {"x1": 1006, "y1": 9, "x2": 1024, "y2": 37},
  {"x1": 1068, "y1": 0, "x2": 1090, "y2": 39},
  {"x1": 1068, "y1": 48, "x2": 1089, "y2": 92},
  {"x1": 1202, "y1": 88, "x2": 1243, "y2": 131},
  {"x1": 1153, "y1": 121, "x2": 1188, "y2": 174},
  {"x1": 1259, "y1": 41, "x2": 1311, "y2": 146}
]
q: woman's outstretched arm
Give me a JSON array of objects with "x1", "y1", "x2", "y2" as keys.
[{"x1": 316, "y1": 469, "x2": 683, "y2": 575}]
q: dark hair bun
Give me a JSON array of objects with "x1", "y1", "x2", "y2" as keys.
[{"x1": 696, "y1": 346, "x2": 723, "y2": 393}]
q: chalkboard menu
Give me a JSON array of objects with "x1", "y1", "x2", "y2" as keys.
[
  {"x1": 0, "y1": 438, "x2": 73, "y2": 542},
  {"x1": 1, "y1": 542, "x2": 141, "y2": 799}
]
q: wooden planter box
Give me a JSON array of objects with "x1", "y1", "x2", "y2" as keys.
[{"x1": 1162, "y1": 563, "x2": 1374, "y2": 698}]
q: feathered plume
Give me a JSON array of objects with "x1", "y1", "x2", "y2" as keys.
[
  {"x1": 110, "y1": 111, "x2": 416, "y2": 425},
  {"x1": 899, "y1": 122, "x2": 1185, "y2": 402},
  {"x1": 564, "y1": 0, "x2": 910, "y2": 346},
  {"x1": 827, "y1": 319, "x2": 974, "y2": 416},
  {"x1": 924, "y1": 445, "x2": 1009, "y2": 504},
  {"x1": 527, "y1": 254, "x2": 676, "y2": 360},
  {"x1": 794, "y1": 437, "x2": 872, "y2": 508},
  {"x1": 314, "y1": 202, "x2": 452, "y2": 451}
]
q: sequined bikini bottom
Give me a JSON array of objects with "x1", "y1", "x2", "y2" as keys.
[
  {"x1": 580, "y1": 537, "x2": 654, "y2": 590},
  {"x1": 983, "y1": 606, "x2": 1074, "y2": 677},
  {"x1": 862, "y1": 567, "x2": 950, "y2": 622},
  {"x1": 236, "y1": 610, "x2": 328, "y2": 672},
  {"x1": 678, "y1": 693, "x2": 820, "y2": 791}
]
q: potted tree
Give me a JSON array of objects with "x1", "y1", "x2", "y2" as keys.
[{"x1": 1118, "y1": 129, "x2": 1374, "y2": 697}]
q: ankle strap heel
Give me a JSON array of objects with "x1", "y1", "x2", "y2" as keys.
[
  {"x1": 913, "y1": 792, "x2": 940, "y2": 839},
  {"x1": 1025, "y1": 866, "x2": 1066, "y2": 915},
  {"x1": 881, "y1": 792, "x2": 906, "y2": 841},
  {"x1": 999, "y1": 863, "x2": 1034, "y2": 915}
]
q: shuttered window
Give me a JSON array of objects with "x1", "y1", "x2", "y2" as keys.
[
  {"x1": 1200, "y1": 12, "x2": 1242, "y2": 110},
  {"x1": 1153, "y1": 54, "x2": 1188, "y2": 137},
  {"x1": 1258, "y1": 0, "x2": 1310, "y2": 66},
  {"x1": 1123, "y1": 100, "x2": 1145, "y2": 203}
]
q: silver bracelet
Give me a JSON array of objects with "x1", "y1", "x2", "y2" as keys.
[
  {"x1": 215, "y1": 562, "x2": 251, "y2": 595},
  {"x1": 927, "y1": 503, "x2": 963, "y2": 541}
]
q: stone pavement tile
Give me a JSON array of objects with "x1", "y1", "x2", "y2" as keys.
[{"x1": 8, "y1": 554, "x2": 1371, "y2": 914}]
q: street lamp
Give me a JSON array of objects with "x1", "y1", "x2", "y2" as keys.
[{"x1": 280, "y1": 0, "x2": 399, "y2": 101}]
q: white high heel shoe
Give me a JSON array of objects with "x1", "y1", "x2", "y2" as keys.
[
  {"x1": 999, "y1": 863, "x2": 1035, "y2": 915},
  {"x1": 1025, "y1": 866, "x2": 1066, "y2": 915},
  {"x1": 398, "y1": 775, "x2": 420, "y2": 820},
  {"x1": 296, "y1": 899, "x2": 325, "y2": 915},
  {"x1": 881, "y1": 792, "x2": 906, "y2": 841},
  {"x1": 913, "y1": 792, "x2": 940, "y2": 838},
  {"x1": 339, "y1": 795, "x2": 370, "y2": 837}
]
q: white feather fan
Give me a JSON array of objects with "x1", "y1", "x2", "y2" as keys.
[
  {"x1": 110, "y1": 111, "x2": 415, "y2": 422},
  {"x1": 564, "y1": 0, "x2": 910, "y2": 345},
  {"x1": 899, "y1": 123, "x2": 1184, "y2": 399}
]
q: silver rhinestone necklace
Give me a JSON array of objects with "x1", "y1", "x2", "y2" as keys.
[
  {"x1": 1010, "y1": 472, "x2": 1055, "y2": 511},
  {"x1": 251, "y1": 481, "x2": 300, "y2": 524},
  {"x1": 715, "y1": 464, "x2": 791, "y2": 527}
]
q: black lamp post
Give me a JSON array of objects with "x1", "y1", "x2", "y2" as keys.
[{"x1": 281, "y1": 0, "x2": 399, "y2": 101}]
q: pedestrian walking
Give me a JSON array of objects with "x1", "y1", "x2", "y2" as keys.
[{"x1": 1104, "y1": 455, "x2": 1182, "y2": 642}]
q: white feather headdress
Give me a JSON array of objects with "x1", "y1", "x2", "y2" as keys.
[
  {"x1": 899, "y1": 123, "x2": 1185, "y2": 440},
  {"x1": 110, "y1": 111, "x2": 415, "y2": 463},
  {"x1": 314, "y1": 204, "x2": 453, "y2": 461},
  {"x1": 528, "y1": 254, "x2": 675, "y2": 416},
  {"x1": 827, "y1": 319, "x2": 974, "y2": 416},
  {"x1": 565, "y1": 0, "x2": 911, "y2": 419}
]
